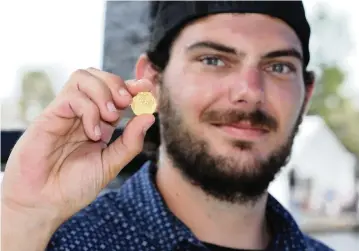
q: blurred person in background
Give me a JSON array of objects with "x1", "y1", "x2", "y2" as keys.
[{"x1": 2, "y1": 1, "x2": 333, "y2": 251}]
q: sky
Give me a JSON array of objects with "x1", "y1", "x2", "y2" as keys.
[
  {"x1": 303, "y1": 0, "x2": 359, "y2": 104},
  {"x1": 0, "y1": 0, "x2": 358, "y2": 101}
]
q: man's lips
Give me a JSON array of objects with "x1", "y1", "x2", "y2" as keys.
[{"x1": 212, "y1": 122, "x2": 269, "y2": 140}]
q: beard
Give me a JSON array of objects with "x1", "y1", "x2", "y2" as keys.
[{"x1": 157, "y1": 83, "x2": 305, "y2": 204}]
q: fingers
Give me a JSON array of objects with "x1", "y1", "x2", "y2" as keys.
[
  {"x1": 45, "y1": 68, "x2": 156, "y2": 142},
  {"x1": 101, "y1": 114, "x2": 155, "y2": 179},
  {"x1": 86, "y1": 67, "x2": 154, "y2": 98},
  {"x1": 60, "y1": 91, "x2": 102, "y2": 141},
  {"x1": 69, "y1": 68, "x2": 155, "y2": 119},
  {"x1": 68, "y1": 70, "x2": 121, "y2": 124},
  {"x1": 85, "y1": 68, "x2": 133, "y2": 109}
]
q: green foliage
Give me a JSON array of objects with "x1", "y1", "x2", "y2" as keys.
[
  {"x1": 307, "y1": 5, "x2": 359, "y2": 157},
  {"x1": 308, "y1": 65, "x2": 359, "y2": 156}
]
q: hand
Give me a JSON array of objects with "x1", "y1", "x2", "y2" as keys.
[{"x1": 1, "y1": 68, "x2": 155, "y2": 228}]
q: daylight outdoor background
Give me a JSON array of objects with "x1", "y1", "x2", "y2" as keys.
[{"x1": 1, "y1": 1, "x2": 358, "y2": 250}]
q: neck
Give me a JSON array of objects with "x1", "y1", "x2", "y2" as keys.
[{"x1": 155, "y1": 150, "x2": 271, "y2": 250}]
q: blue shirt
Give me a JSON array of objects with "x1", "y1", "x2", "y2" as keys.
[{"x1": 47, "y1": 161, "x2": 333, "y2": 251}]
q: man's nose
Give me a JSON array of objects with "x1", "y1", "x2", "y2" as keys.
[{"x1": 228, "y1": 67, "x2": 264, "y2": 109}]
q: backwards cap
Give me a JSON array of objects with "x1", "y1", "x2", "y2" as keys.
[{"x1": 148, "y1": 1, "x2": 311, "y2": 67}]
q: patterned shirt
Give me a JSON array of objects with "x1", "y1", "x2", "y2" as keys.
[{"x1": 47, "y1": 161, "x2": 333, "y2": 251}]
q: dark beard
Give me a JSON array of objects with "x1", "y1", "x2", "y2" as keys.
[{"x1": 158, "y1": 84, "x2": 305, "y2": 204}]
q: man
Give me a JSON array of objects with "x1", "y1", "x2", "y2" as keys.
[{"x1": 2, "y1": 1, "x2": 333, "y2": 250}]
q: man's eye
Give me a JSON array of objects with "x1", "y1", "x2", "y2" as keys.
[
  {"x1": 266, "y1": 63, "x2": 295, "y2": 74},
  {"x1": 200, "y1": 56, "x2": 225, "y2": 67}
]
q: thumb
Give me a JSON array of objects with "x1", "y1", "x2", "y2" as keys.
[{"x1": 101, "y1": 114, "x2": 155, "y2": 180}]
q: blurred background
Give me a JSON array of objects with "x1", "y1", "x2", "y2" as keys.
[{"x1": 1, "y1": 1, "x2": 358, "y2": 250}]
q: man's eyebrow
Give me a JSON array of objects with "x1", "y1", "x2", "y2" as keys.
[
  {"x1": 262, "y1": 48, "x2": 303, "y2": 62},
  {"x1": 186, "y1": 41, "x2": 303, "y2": 63},
  {"x1": 186, "y1": 41, "x2": 238, "y2": 55}
]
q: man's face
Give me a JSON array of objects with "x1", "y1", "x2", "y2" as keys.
[{"x1": 156, "y1": 13, "x2": 311, "y2": 203}]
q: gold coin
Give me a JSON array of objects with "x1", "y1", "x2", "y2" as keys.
[{"x1": 130, "y1": 92, "x2": 157, "y2": 115}]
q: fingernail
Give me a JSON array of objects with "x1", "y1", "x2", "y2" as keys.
[
  {"x1": 126, "y1": 79, "x2": 137, "y2": 86},
  {"x1": 128, "y1": 79, "x2": 145, "y2": 86},
  {"x1": 107, "y1": 101, "x2": 117, "y2": 112},
  {"x1": 118, "y1": 88, "x2": 129, "y2": 96},
  {"x1": 94, "y1": 125, "x2": 101, "y2": 136}
]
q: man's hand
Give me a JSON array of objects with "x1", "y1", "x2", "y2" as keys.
[{"x1": 1, "y1": 68, "x2": 155, "y2": 250}]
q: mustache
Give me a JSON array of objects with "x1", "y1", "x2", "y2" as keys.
[{"x1": 201, "y1": 109, "x2": 278, "y2": 131}]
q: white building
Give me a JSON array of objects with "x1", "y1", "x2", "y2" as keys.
[{"x1": 269, "y1": 115, "x2": 357, "y2": 214}]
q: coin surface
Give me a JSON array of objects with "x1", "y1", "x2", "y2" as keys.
[{"x1": 131, "y1": 92, "x2": 157, "y2": 115}]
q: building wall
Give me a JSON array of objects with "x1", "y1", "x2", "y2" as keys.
[{"x1": 102, "y1": 1, "x2": 150, "y2": 120}]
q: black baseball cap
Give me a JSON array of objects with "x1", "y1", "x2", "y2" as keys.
[{"x1": 148, "y1": 1, "x2": 311, "y2": 67}]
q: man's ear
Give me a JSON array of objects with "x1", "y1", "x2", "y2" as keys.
[
  {"x1": 303, "y1": 71, "x2": 315, "y2": 112},
  {"x1": 135, "y1": 54, "x2": 159, "y2": 84},
  {"x1": 135, "y1": 53, "x2": 161, "y2": 109}
]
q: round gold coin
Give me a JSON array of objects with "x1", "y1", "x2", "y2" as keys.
[{"x1": 130, "y1": 92, "x2": 157, "y2": 115}]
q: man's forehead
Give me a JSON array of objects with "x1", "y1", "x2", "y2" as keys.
[
  {"x1": 187, "y1": 13, "x2": 299, "y2": 41},
  {"x1": 174, "y1": 13, "x2": 303, "y2": 58}
]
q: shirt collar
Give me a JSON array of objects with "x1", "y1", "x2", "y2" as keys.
[{"x1": 120, "y1": 161, "x2": 309, "y2": 250}]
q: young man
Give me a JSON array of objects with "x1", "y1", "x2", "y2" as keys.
[{"x1": 2, "y1": 1, "x2": 333, "y2": 250}]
